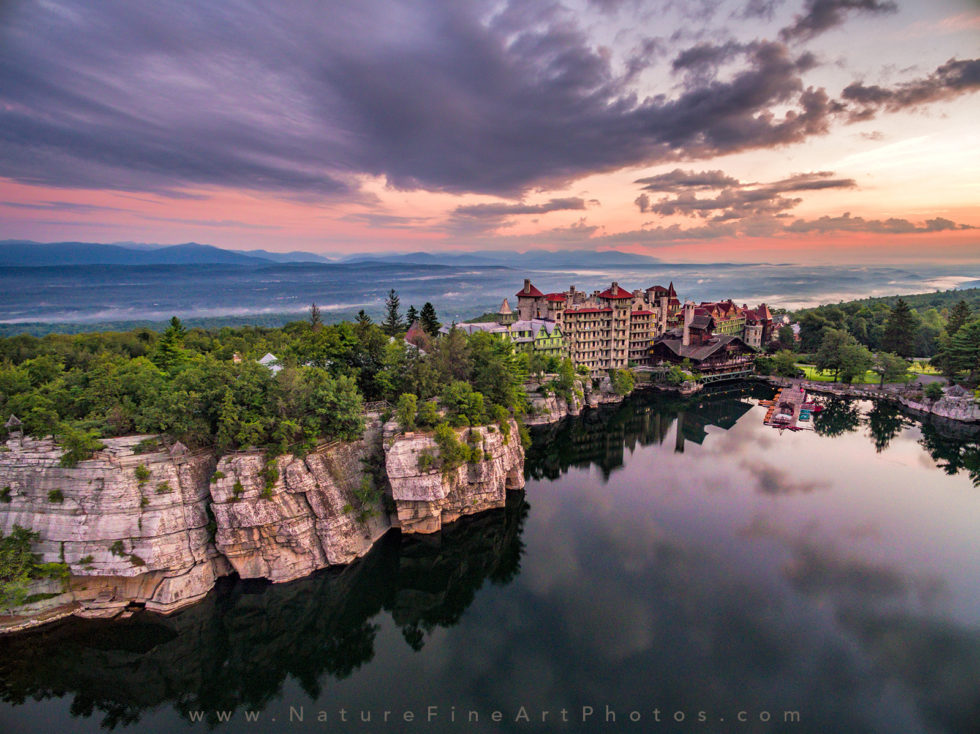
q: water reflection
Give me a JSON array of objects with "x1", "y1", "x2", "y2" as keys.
[
  {"x1": 2, "y1": 387, "x2": 979, "y2": 733},
  {"x1": 0, "y1": 495, "x2": 529, "y2": 729}
]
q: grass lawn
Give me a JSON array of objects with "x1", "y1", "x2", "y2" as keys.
[
  {"x1": 795, "y1": 363, "x2": 913, "y2": 386},
  {"x1": 908, "y1": 361, "x2": 940, "y2": 375}
]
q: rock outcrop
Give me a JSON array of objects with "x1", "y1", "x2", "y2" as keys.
[
  {"x1": 384, "y1": 420, "x2": 525, "y2": 533},
  {"x1": 210, "y1": 420, "x2": 390, "y2": 583},
  {"x1": 0, "y1": 435, "x2": 228, "y2": 618},
  {"x1": 1, "y1": 414, "x2": 526, "y2": 629}
]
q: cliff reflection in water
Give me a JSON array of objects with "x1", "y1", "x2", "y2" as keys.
[{"x1": 0, "y1": 494, "x2": 529, "y2": 729}]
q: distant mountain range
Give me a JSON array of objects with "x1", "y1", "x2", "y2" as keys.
[{"x1": 0, "y1": 240, "x2": 661, "y2": 269}]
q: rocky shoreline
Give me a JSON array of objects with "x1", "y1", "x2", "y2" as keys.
[
  {"x1": 760, "y1": 375, "x2": 980, "y2": 424},
  {"x1": 0, "y1": 415, "x2": 524, "y2": 632}
]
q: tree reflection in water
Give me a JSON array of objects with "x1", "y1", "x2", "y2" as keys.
[{"x1": 0, "y1": 494, "x2": 529, "y2": 729}]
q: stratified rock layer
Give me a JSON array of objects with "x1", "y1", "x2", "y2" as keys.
[
  {"x1": 385, "y1": 420, "x2": 525, "y2": 533},
  {"x1": 0, "y1": 435, "x2": 228, "y2": 617},
  {"x1": 210, "y1": 420, "x2": 390, "y2": 583}
]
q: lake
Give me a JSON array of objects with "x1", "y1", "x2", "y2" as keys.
[{"x1": 1, "y1": 385, "x2": 978, "y2": 733}]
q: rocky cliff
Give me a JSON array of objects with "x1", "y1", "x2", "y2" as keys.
[
  {"x1": 209, "y1": 420, "x2": 390, "y2": 583},
  {"x1": 384, "y1": 420, "x2": 525, "y2": 533},
  {"x1": 0, "y1": 435, "x2": 228, "y2": 619},
  {"x1": 1, "y1": 415, "x2": 525, "y2": 628}
]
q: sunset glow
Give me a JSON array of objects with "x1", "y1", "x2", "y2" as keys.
[{"x1": 1, "y1": 0, "x2": 977, "y2": 263}]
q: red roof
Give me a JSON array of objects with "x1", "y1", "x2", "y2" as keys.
[
  {"x1": 545, "y1": 293, "x2": 567, "y2": 302},
  {"x1": 565, "y1": 307, "x2": 613, "y2": 314},
  {"x1": 598, "y1": 287, "x2": 633, "y2": 299},
  {"x1": 631, "y1": 310, "x2": 653, "y2": 316},
  {"x1": 516, "y1": 282, "x2": 545, "y2": 298}
]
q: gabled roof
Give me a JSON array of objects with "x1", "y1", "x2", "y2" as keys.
[
  {"x1": 516, "y1": 282, "x2": 545, "y2": 298},
  {"x1": 689, "y1": 314, "x2": 713, "y2": 330},
  {"x1": 598, "y1": 284, "x2": 632, "y2": 299},
  {"x1": 5, "y1": 414, "x2": 22, "y2": 428},
  {"x1": 652, "y1": 333, "x2": 755, "y2": 362},
  {"x1": 545, "y1": 292, "x2": 567, "y2": 302}
]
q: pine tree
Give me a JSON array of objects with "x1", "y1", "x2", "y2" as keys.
[
  {"x1": 420, "y1": 302, "x2": 441, "y2": 336},
  {"x1": 309, "y1": 302, "x2": 322, "y2": 331},
  {"x1": 406, "y1": 305, "x2": 419, "y2": 326},
  {"x1": 154, "y1": 316, "x2": 186, "y2": 369},
  {"x1": 881, "y1": 298, "x2": 917, "y2": 357},
  {"x1": 356, "y1": 310, "x2": 372, "y2": 327},
  {"x1": 382, "y1": 289, "x2": 404, "y2": 336},
  {"x1": 947, "y1": 300, "x2": 971, "y2": 336}
]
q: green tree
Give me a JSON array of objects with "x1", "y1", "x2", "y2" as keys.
[
  {"x1": 873, "y1": 352, "x2": 909, "y2": 388},
  {"x1": 153, "y1": 316, "x2": 187, "y2": 369},
  {"x1": 838, "y1": 342, "x2": 874, "y2": 384},
  {"x1": 382, "y1": 289, "x2": 404, "y2": 336},
  {"x1": 56, "y1": 422, "x2": 105, "y2": 467},
  {"x1": 777, "y1": 324, "x2": 796, "y2": 351},
  {"x1": 947, "y1": 300, "x2": 971, "y2": 337},
  {"x1": 815, "y1": 328, "x2": 853, "y2": 381},
  {"x1": 773, "y1": 350, "x2": 798, "y2": 377},
  {"x1": 419, "y1": 302, "x2": 441, "y2": 336},
  {"x1": 309, "y1": 302, "x2": 322, "y2": 331},
  {"x1": 0, "y1": 525, "x2": 40, "y2": 612},
  {"x1": 396, "y1": 393, "x2": 418, "y2": 431},
  {"x1": 881, "y1": 298, "x2": 917, "y2": 357},
  {"x1": 947, "y1": 319, "x2": 980, "y2": 383},
  {"x1": 405, "y1": 305, "x2": 419, "y2": 326},
  {"x1": 924, "y1": 382, "x2": 944, "y2": 402}
]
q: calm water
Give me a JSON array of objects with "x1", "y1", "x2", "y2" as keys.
[{"x1": 1, "y1": 386, "x2": 979, "y2": 733}]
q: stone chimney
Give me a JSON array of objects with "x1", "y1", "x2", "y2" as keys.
[
  {"x1": 611, "y1": 281, "x2": 619, "y2": 296},
  {"x1": 682, "y1": 302, "x2": 694, "y2": 347},
  {"x1": 523, "y1": 279, "x2": 531, "y2": 295},
  {"x1": 659, "y1": 295, "x2": 668, "y2": 335}
]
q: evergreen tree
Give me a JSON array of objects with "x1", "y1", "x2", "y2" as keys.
[
  {"x1": 153, "y1": 316, "x2": 187, "y2": 369},
  {"x1": 356, "y1": 309, "x2": 372, "y2": 327},
  {"x1": 948, "y1": 319, "x2": 980, "y2": 382},
  {"x1": 309, "y1": 302, "x2": 322, "y2": 331},
  {"x1": 881, "y1": 298, "x2": 917, "y2": 357},
  {"x1": 947, "y1": 300, "x2": 971, "y2": 336},
  {"x1": 382, "y1": 289, "x2": 404, "y2": 336},
  {"x1": 406, "y1": 305, "x2": 419, "y2": 326},
  {"x1": 420, "y1": 302, "x2": 441, "y2": 336}
]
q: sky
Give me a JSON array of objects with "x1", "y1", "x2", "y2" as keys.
[{"x1": 0, "y1": 0, "x2": 978, "y2": 264}]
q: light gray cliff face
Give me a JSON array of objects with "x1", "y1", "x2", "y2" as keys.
[
  {"x1": 1, "y1": 415, "x2": 526, "y2": 627},
  {"x1": 384, "y1": 420, "x2": 525, "y2": 533},
  {"x1": 0, "y1": 435, "x2": 227, "y2": 618}
]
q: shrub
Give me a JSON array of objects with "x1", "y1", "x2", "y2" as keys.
[
  {"x1": 260, "y1": 460, "x2": 278, "y2": 492},
  {"x1": 609, "y1": 368, "x2": 635, "y2": 396},
  {"x1": 0, "y1": 486, "x2": 11, "y2": 503},
  {"x1": 78, "y1": 555, "x2": 94, "y2": 565},
  {"x1": 140, "y1": 495, "x2": 149, "y2": 508},
  {"x1": 210, "y1": 471, "x2": 226, "y2": 483},
  {"x1": 134, "y1": 463, "x2": 151, "y2": 483},
  {"x1": 396, "y1": 393, "x2": 418, "y2": 431},
  {"x1": 57, "y1": 423, "x2": 105, "y2": 468},
  {"x1": 155, "y1": 481, "x2": 172, "y2": 494},
  {"x1": 518, "y1": 423, "x2": 531, "y2": 450},
  {"x1": 47, "y1": 489, "x2": 64, "y2": 503},
  {"x1": 417, "y1": 400, "x2": 441, "y2": 427},
  {"x1": 417, "y1": 450, "x2": 437, "y2": 472},
  {"x1": 129, "y1": 554, "x2": 146, "y2": 566},
  {"x1": 433, "y1": 422, "x2": 468, "y2": 472},
  {"x1": 109, "y1": 540, "x2": 126, "y2": 557},
  {"x1": 924, "y1": 382, "x2": 944, "y2": 401},
  {"x1": 133, "y1": 438, "x2": 160, "y2": 454},
  {"x1": 232, "y1": 480, "x2": 245, "y2": 499}
]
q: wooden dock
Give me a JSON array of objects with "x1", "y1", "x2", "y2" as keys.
[{"x1": 762, "y1": 384, "x2": 813, "y2": 430}]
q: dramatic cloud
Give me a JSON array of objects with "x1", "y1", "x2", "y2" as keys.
[
  {"x1": 786, "y1": 213, "x2": 976, "y2": 234},
  {"x1": 842, "y1": 57, "x2": 980, "y2": 121},
  {"x1": 780, "y1": 0, "x2": 897, "y2": 42},
  {"x1": 446, "y1": 197, "x2": 589, "y2": 235},
  {"x1": 2, "y1": 0, "x2": 960, "y2": 202},
  {"x1": 637, "y1": 170, "x2": 856, "y2": 220}
]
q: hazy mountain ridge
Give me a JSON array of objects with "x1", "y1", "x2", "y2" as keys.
[{"x1": 0, "y1": 240, "x2": 661, "y2": 269}]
